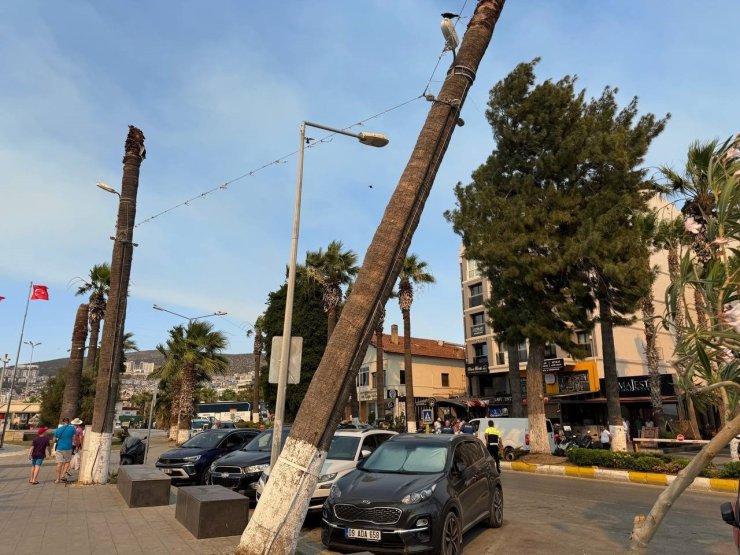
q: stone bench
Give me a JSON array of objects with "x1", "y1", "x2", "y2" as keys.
[
  {"x1": 117, "y1": 466, "x2": 172, "y2": 508},
  {"x1": 175, "y1": 485, "x2": 249, "y2": 539}
]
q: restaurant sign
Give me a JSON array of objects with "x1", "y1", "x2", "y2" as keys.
[{"x1": 542, "y1": 358, "x2": 565, "y2": 372}]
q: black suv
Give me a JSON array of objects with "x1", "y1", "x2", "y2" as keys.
[
  {"x1": 322, "y1": 434, "x2": 503, "y2": 554},
  {"x1": 156, "y1": 428, "x2": 259, "y2": 485}
]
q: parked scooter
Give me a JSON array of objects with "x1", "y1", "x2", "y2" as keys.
[
  {"x1": 553, "y1": 429, "x2": 578, "y2": 456},
  {"x1": 120, "y1": 432, "x2": 147, "y2": 465}
]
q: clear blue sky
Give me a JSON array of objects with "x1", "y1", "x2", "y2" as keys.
[{"x1": 1, "y1": 1, "x2": 737, "y2": 366}]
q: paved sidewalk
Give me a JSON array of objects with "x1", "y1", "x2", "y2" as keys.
[{"x1": 0, "y1": 432, "x2": 330, "y2": 555}]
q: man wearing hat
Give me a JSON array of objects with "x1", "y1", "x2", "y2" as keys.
[
  {"x1": 28, "y1": 427, "x2": 51, "y2": 484},
  {"x1": 53, "y1": 417, "x2": 76, "y2": 483}
]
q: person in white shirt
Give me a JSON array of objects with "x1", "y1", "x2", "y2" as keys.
[{"x1": 600, "y1": 427, "x2": 612, "y2": 450}]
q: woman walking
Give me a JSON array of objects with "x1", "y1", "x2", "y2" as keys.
[{"x1": 28, "y1": 427, "x2": 51, "y2": 484}]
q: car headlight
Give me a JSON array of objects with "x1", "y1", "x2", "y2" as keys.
[
  {"x1": 244, "y1": 464, "x2": 270, "y2": 474},
  {"x1": 401, "y1": 484, "x2": 436, "y2": 505},
  {"x1": 329, "y1": 484, "x2": 341, "y2": 500},
  {"x1": 318, "y1": 472, "x2": 337, "y2": 483},
  {"x1": 183, "y1": 455, "x2": 201, "y2": 462}
]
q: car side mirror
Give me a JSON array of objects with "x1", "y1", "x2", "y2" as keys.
[
  {"x1": 721, "y1": 502, "x2": 738, "y2": 526},
  {"x1": 360, "y1": 449, "x2": 372, "y2": 459}
]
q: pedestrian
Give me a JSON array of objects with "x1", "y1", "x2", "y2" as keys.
[
  {"x1": 623, "y1": 417, "x2": 630, "y2": 443},
  {"x1": 635, "y1": 416, "x2": 644, "y2": 439},
  {"x1": 484, "y1": 420, "x2": 502, "y2": 473},
  {"x1": 600, "y1": 426, "x2": 612, "y2": 450},
  {"x1": 53, "y1": 417, "x2": 76, "y2": 483},
  {"x1": 28, "y1": 427, "x2": 51, "y2": 484},
  {"x1": 258, "y1": 423, "x2": 266, "y2": 433},
  {"x1": 71, "y1": 418, "x2": 85, "y2": 471},
  {"x1": 460, "y1": 420, "x2": 475, "y2": 434},
  {"x1": 441, "y1": 419, "x2": 454, "y2": 434},
  {"x1": 433, "y1": 418, "x2": 442, "y2": 434}
]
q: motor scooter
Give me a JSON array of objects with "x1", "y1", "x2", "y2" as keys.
[
  {"x1": 120, "y1": 433, "x2": 147, "y2": 465},
  {"x1": 553, "y1": 428, "x2": 578, "y2": 456}
]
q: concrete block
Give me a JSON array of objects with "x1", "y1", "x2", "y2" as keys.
[
  {"x1": 175, "y1": 485, "x2": 249, "y2": 539},
  {"x1": 117, "y1": 466, "x2": 172, "y2": 508}
]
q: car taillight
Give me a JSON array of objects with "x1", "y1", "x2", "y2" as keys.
[{"x1": 525, "y1": 433, "x2": 530, "y2": 445}]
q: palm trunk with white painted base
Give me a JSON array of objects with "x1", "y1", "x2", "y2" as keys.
[
  {"x1": 235, "y1": 3, "x2": 506, "y2": 553},
  {"x1": 78, "y1": 429, "x2": 112, "y2": 484}
]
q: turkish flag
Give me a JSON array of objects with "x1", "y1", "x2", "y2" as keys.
[
  {"x1": 0, "y1": 296, "x2": 5, "y2": 302},
  {"x1": 30, "y1": 285, "x2": 49, "y2": 300}
]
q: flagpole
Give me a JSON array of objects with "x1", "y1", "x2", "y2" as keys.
[{"x1": 0, "y1": 281, "x2": 33, "y2": 449}]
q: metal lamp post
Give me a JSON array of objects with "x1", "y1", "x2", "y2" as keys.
[
  {"x1": 270, "y1": 121, "x2": 388, "y2": 469},
  {"x1": 22, "y1": 340, "x2": 41, "y2": 398}
]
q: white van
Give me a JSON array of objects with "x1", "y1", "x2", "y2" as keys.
[{"x1": 469, "y1": 417, "x2": 556, "y2": 460}]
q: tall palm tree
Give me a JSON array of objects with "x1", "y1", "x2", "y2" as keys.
[
  {"x1": 305, "y1": 240, "x2": 359, "y2": 340},
  {"x1": 398, "y1": 254, "x2": 435, "y2": 432},
  {"x1": 75, "y1": 263, "x2": 111, "y2": 370},
  {"x1": 251, "y1": 316, "x2": 266, "y2": 422},
  {"x1": 61, "y1": 303, "x2": 89, "y2": 419},
  {"x1": 238, "y1": 3, "x2": 505, "y2": 549},
  {"x1": 374, "y1": 307, "x2": 386, "y2": 424}
]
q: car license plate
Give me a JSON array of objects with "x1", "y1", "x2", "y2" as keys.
[
  {"x1": 221, "y1": 472, "x2": 230, "y2": 478},
  {"x1": 345, "y1": 528, "x2": 381, "y2": 542}
]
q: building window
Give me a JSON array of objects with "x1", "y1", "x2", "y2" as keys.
[
  {"x1": 441, "y1": 373, "x2": 450, "y2": 387},
  {"x1": 544, "y1": 343, "x2": 557, "y2": 359},
  {"x1": 473, "y1": 342, "x2": 488, "y2": 365},
  {"x1": 399, "y1": 370, "x2": 405, "y2": 385},
  {"x1": 575, "y1": 331, "x2": 594, "y2": 357},
  {"x1": 470, "y1": 312, "x2": 486, "y2": 337},
  {"x1": 518, "y1": 341, "x2": 528, "y2": 363},
  {"x1": 495, "y1": 340, "x2": 506, "y2": 365},
  {"x1": 467, "y1": 259, "x2": 481, "y2": 280},
  {"x1": 469, "y1": 283, "x2": 483, "y2": 308},
  {"x1": 358, "y1": 366, "x2": 369, "y2": 387},
  {"x1": 371, "y1": 372, "x2": 376, "y2": 388}
]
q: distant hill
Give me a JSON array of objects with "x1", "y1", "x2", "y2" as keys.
[{"x1": 32, "y1": 350, "x2": 255, "y2": 377}]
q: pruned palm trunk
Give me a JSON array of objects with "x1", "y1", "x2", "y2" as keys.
[
  {"x1": 86, "y1": 315, "x2": 101, "y2": 371},
  {"x1": 80, "y1": 126, "x2": 145, "y2": 485},
  {"x1": 526, "y1": 341, "x2": 549, "y2": 454},
  {"x1": 600, "y1": 295, "x2": 627, "y2": 451},
  {"x1": 507, "y1": 344, "x2": 523, "y2": 417},
  {"x1": 252, "y1": 338, "x2": 263, "y2": 423},
  {"x1": 640, "y1": 290, "x2": 665, "y2": 431},
  {"x1": 61, "y1": 303, "x2": 89, "y2": 420},
  {"x1": 325, "y1": 283, "x2": 341, "y2": 340},
  {"x1": 177, "y1": 365, "x2": 195, "y2": 445},
  {"x1": 236, "y1": 4, "x2": 505, "y2": 552},
  {"x1": 375, "y1": 308, "x2": 385, "y2": 425},
  {"x1": 169, "y1": 379, "x2": 182, "y2": 441},
  {"x1": 401, "y1": 305, "x2": 416, "y2": 433}
]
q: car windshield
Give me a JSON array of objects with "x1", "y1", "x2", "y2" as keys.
[
  {"x1": 327, "y1": 436, "x2": 361, "y2": 461},
  {"x1": 242, "y1": 429, "x2": 290, "y2": 452},
  {"x1": 181, "y1": 430, "x2": 229, "y2": 449},
  {"x1": 361, "y1": 443, "x2": 448, "y2": 474}
]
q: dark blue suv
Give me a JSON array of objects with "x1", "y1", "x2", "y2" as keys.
[{"x1": 156, "y1": 428, "x2": 259, "y2": 485}]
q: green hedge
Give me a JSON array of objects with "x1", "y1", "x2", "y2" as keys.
[{"x1": 566, "y1": 448, "x2": 732, "y2": 478}]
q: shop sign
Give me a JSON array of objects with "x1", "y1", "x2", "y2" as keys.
[
  {"x1": 465, "y1": 362, "x2": 489, "y2": 375},
  {"x1": 542, "y1": 358, "x2": 565, "y2": 372},
  {"x1": 416, "y1": 398, "x2": 436, "y2": 407},
  {"x1": 471, "y1": 323, "x2": 486, "y2": 337},
  {"x1": 490, "y1": 394, "x2": 512, "y2": 405},
  {"x1": 558, "y1": 371, "x2": 591, "y2": 393},
  {"x1": 601, "y1": 375, "x2": 675, "y2": 397}
]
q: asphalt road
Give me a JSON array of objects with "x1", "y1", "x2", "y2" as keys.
[{"x1": 301, "y1": 471, "x2": 738, "y2": 554}]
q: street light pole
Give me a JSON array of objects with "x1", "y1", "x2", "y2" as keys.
[
  {"x1": 22, "y1": 340, "x2": 41, "y2": 398},
  {"x1": 270, "y1": 121, "x2": 388, "y2": 469},
  {"x1": 143, "y1": 381, "x2": 158, "y2": 464}
]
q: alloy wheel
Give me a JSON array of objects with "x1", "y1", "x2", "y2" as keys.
[{"x1": 442, "y1": 511, "x2": 462, "y2": 555}]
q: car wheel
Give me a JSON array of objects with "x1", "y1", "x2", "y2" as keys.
[
  {"x1": 503, "y1": 447, "x2": 515, "y2": 461},
  {"x1": 441, "y1": 510, "x2": 462, "y2": 555},
  {"x1": 488, "y1": 484, "x2": 504, "y2": 528}
]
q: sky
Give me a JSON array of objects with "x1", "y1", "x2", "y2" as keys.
[{"x1": 1, "y1": 1, "x2": 738, "y2": 367}]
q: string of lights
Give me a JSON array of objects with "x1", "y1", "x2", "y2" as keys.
[{"x1": 134, "y1": 1, "x2": 472, "y2": 229}]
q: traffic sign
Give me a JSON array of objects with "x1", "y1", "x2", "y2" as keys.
[{"x1": 422, "y1": 409, "x2": 433, "y2": 423}]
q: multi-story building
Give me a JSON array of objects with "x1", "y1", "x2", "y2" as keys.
[
  {"x1": 459, "y1": 242, "x2": 682, "y2": 430},
  {"x1": 355, "y1": 324, "x2": 467, "y2": 425}
]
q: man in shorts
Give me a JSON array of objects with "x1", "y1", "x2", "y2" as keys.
[{"x1": 54, "y1": 417, "x2": 76, "y2": 483}]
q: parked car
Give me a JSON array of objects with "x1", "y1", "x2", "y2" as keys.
[
  {"x1": 156, "y1": 428, "x2": 259, "y2": 485},
  {"x1": 207, "y1": 426, "x2": 291, "y2": 498},
  {"x1": 469, "y1": 417, "x2": 556, "y2": 458},
  {"x1": 337, "y1": 421, "x2": 373, "y2": 430},
  {"x1": 256, "y1": 428, "x2": 397, "y2": 510},
  {"x1": 322, "y1": 434, "x2": 503, "y2": 554}
]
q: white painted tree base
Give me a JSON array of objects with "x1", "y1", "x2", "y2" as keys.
[
  {"x1": 237, "y1": 436, "x2": 325, "y2": 554},
  {"x1": 610, "y1": 425, "x2": 628, "y2": 452},
  {"x1": 78, "y1": 430, "x2": 112, "y2": 484},
  {"x1": 169, "y1": 425, "x2": 177, "y2": 441},
  {"x1": 176, "y1": 428, "x2": 189, "y2": 445}
]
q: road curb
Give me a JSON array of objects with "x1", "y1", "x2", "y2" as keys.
[{"x1": 501, "y1": 461, "x2": 738, "y2": 494}]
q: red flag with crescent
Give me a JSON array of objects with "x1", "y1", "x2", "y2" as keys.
[
  {"x1": 0, "y1": 296, "x2": 5, "y2": 302},
  {"x1": 30, "y1": 285, "x2": 49, "y2": 300}
]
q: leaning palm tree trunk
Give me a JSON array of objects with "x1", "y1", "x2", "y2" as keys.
[
  {"x1": 80, "y1": 126, "x2": 145, "y2": 485},
  {"x1": 236, "y1": 3, "x2": 506, "y2": 553},
  {"x1": 375, "y1": 308, "x2": 385, "y2": 424},
  {"x1": 61, "y1": 303, "x2": 89, "y2": 419}
]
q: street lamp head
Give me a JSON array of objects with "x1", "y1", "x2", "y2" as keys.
[
  {"x1": 96, "y1": 181, "x2": 120, "y2": 195},
  {"x1": 152, "y1": 304, "x2": 164, "y2": 311},
  {"x1": 357, "y1": 132, "x2": 389, "y2": 148},
  {"x1": 214, "y1": 311, "x2": 227, "y2": 316}
]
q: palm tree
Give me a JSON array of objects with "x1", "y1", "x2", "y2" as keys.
[
  {"x1": 398, "y1": 254, "x2": 435, "y2": 432},
  {"x1": 374, "y1": 307, "x2": 386, "y2": 424},
  {"x1": 162, "y1": 321, "x2": 229, "y2": 445},
  {"x1": 305, "y1": 240, "x2": 359, "y2": 340},
  {"x1": 75, "y1": 263, "x2": 111, "y2": 370},
  {"x1": 83, "y1": 126, "x2": 145, "y2": 485},
  {"x1": 61, "y1": 303, "x2": 89, "y2": 419},
  {"x1": 238, "y1": 3, "x2": 505, "y2": 549},
  {"x1": 251, "y1": 316, "x2": 266, "y2": 423}
]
